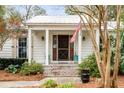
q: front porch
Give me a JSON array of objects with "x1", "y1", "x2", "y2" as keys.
[
  {"x1": 24, "y1": 16, "x2": 100, "y2": 77},
  {"x1": 26, "y1": 16, "x2": 99, "y2": 65},
  {"x1": 27, "y1": 29, "x2": 82, "y2": 65}
]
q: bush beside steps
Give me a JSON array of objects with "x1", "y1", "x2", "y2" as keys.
[
  {"x1": 78, "y1": 54, "x2": 100, "y2": 78},
  {"x1": 20, "y1": 60, "x2": 43, "y2": 75},
  {"x1": 78, "y1": 53, "x2": 124, "y2": 77},
  {"x1": 41, "y1": 79, "x2": 74, "y2": 88}
]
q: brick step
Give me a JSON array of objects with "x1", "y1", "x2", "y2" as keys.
[{"x1": 43, "y1": 64, "x2": 79, "y2": 77}]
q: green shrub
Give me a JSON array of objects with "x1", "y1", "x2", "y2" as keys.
[
  {"x1": 42, "y1": 79, "x2": 57, "y2": 88},
  {"x1": 0, "y1": 58, "x2": 27, "y2": 70},
  {"x1": 5, "y1": 64, "x2": 20, "y2": 74},
  {"x1": 119, "y1": 56, "x2": 124, "y2": 74},
  {"x1": 20, "y1": 60, "x2": 43, "y2": 75},
  {"x1": 57, "y1": 83, "x2": 74, "y2": 88},
  {"x1": 19, "y1": 62, "x2": 30, "y2": 75},
  {"x1": 79, "y1": 54, "x2": 100, "y2": 77}
]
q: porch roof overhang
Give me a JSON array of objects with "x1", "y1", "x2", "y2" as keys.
[
  {"x1": 26, "y1": 15, "x2": 122, "y2": 31},
  {"x1": 26, "y1": 15, "x2": 97, "y2": 31},
  {"x1": 26, "y1": 15, "x2": 86, "y2": 24}
]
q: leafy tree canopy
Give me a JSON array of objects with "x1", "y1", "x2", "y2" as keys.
[{"x1": 65, "y1": 5, "x2": 124, "y2": 21}]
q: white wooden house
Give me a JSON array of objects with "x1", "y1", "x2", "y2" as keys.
[{"x1": 0, "y1": 15, "x2": 116, "y2": 65}]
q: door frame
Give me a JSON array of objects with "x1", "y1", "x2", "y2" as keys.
[{"x1": 51, "y1": 33, "x2": 75, "y2": 63}]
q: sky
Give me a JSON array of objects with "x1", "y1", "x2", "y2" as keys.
[
  {"x1": 41, "y1": 5, "x2": 67, "y2": 16},
  {"x1": 14, "y1": 5, "x2": 67, "y2": 16}
]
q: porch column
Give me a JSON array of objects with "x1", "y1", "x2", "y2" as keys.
[
  {"x1": 78, "y1": 30, "x2": 82, "y2": 64},
  {"x1": 96, "y1": 29, "x2": 100, "y2": 50},
  {"x1": 28, "y1": 28, "x2": 32, "y2": 63},
  {"x1": 45, "y1": 29, "x2": 49, "y2": 65}
]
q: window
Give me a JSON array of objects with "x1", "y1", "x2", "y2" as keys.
[{"x1": 18, "y1": 38, "x2": 27, "y2": 58}]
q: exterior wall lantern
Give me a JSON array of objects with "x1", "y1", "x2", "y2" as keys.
[
  {"x1": 41, "y1": 36, "x2": 45, "y2": 41},
  {"x1": 82, "y1": 36, "x2": 86, "y2": 41}
]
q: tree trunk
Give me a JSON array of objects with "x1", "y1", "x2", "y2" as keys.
[
  {"x1": 112, "y1": 5, "x2": 121, "y2": 88},
  {"x1": 71, "y1": 5, "x2": 121, "y2": 88},
  {"x1": 104, "y1": 39, "x2": 111, "y2": 87}
]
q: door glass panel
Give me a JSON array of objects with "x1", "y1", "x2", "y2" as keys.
[
  {"x1": 58, "y1": 35, "x2": 69, "y2": 48},
  {"x1": 53, "y1": 35, "x2": 57, "y2": 60},
  {"x1": 58, "y1": 50, "x2": 68, "y2": 60}
]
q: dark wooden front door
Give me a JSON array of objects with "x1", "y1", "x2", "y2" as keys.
[{"x1": 58, "y1": 35, "x2": 69, "y2": 60}]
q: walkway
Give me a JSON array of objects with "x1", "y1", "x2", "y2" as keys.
[
  {"x1": 0, "y1": 81, "x2": 41, "y2": 88},
  {"x1": 0, "y1": 77, "x2": 81, "y2": 88},
  {"x1": 40, "y1": 77, "x2": 82, "y2": 85},
  {"x1": 1, "y1": 76, "x2": 124, "y2": 88}
]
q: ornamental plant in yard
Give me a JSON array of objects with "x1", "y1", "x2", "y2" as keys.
[
  {"x1": 5, "y1": 64, "x2": 20, "y2": 74},
  {"x1": 41, "y1": 79, "x2": 74, "y2": 88},
  {"x1": 20, "y1": 60, "x2": 43, "y2": 75},
  {"x1": 120, "y1": 57, "x2": 124, "y2": 74},
  {"x1": 79, "y1": 54, "x2": 100, "y2": 77},
  {"x1": 57, "y1": 83, "x2": 74, "y2": 88},
  {"x1": 0, "y1": 58, "x2": 27, "y2": 70},
  {"x1": 42, "y1": 79, "x2": 58, "y2": 88}
]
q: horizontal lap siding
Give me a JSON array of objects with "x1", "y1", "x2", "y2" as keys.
[
  {"x1": 50, "y1": 31, "x2": 93, "y2": 61},
  {"x1": 32, "y1": 31, "x2": 45, "y2": 64},
  {"x1": 0, "y1": 39, "x2": 13, "y2": 58},
  {"x1": 0, "y1": 30, "x2": 93, "y2": 62},
  {"x1": 81, "y1": 32, "x2": 93, "y2": 59},
  {"x1": 32, "y1": 30, "x2": 93, "y2": 63}
]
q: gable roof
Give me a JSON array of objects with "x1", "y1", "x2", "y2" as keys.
[{"x1": 26, "y1": 15, "x2": 85, "y2": 24}]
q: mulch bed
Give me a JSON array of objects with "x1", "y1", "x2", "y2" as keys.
[
  {"x1": 0, "y1": 70, "x2": 44, "y2": 81},
  {"x1": 1, "y1": 70, "x2": 124, "y2": 88},
  {"x1": 74, "y1": 78, "x2": 98, "y2": 88},
  {"x1": 75, "y1": 76, "x2": 124, "y2": 88}
]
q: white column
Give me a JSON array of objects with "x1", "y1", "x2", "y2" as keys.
[
  {"x1": 78, "y1": 30, "x2": 82, "y2": 64},
  {"x1": 96, "y1": 29, "x2": 100, "y2": 50},
  {"x1": 28, "y1": 28, "x2": 32, "y2": 63},
  {"x1": 45, "y1": 29, "x2": 49, "y2": 65}
]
